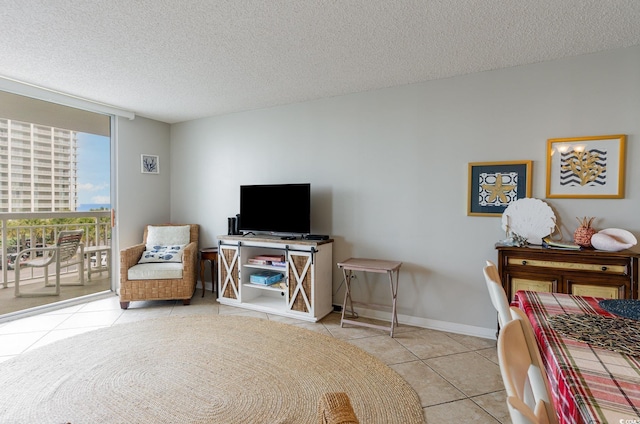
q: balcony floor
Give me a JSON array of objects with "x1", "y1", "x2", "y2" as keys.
[{"x1": 0, "y1": 271, "x2": 111, "y2": 316}]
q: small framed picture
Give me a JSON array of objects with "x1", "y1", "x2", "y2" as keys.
[
  {"x1": 141, "y1": 154, "x2": 159, "y2": 174},
  {"x1": 468, "y1": 161, "x2": 533, "y2": 217},
  {"x1": 546, "y1": 135, "x2": 626, "y2": 198}
]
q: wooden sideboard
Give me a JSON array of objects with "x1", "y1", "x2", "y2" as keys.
[{"x1": 496, "y1": 246, "x2": 639, "y2": 301}]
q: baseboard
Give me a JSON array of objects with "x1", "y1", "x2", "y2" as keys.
[{"x1": 333, "y1": 304, "x2": 497, "y2": 340}]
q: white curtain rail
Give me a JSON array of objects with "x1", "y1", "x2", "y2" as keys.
[{"x1": 0, "y1": 76, "x2": 135, "y2": 120}]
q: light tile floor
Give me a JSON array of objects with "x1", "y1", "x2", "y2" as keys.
[{"x1": 0, "y1": 292, "x2": 509, "y2": 423}]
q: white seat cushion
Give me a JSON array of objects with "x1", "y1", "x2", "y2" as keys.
[{"x1": 127, "y1": 263, "x2": 183, "y2": 280}]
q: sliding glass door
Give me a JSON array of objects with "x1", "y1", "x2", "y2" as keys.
[{"x1": 0, "y1": 91, "x2": 113, "y2": 317}]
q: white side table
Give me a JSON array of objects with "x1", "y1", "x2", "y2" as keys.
[{"x1": 84, "y1": 245, "x2": 111, "y2": 281}]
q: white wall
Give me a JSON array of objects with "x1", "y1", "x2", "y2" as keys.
[
  {"x1": 169, "y1": 45, "x2": 640, "y2": 338},
  {"x1": 115, "y1": 115, "x2": 171, "y2": 260}
]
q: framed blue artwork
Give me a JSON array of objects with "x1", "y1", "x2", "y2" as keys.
[
  {"x1": 468, "y1": 161, "x2": 532, "y2": 216},
  {"x1": 141, "y1": 154, "x2": 160, "y2": 174}
]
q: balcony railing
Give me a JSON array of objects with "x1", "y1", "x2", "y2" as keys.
[{"x1": 0, "y1": 211, "x2": 111, "y2": 287}]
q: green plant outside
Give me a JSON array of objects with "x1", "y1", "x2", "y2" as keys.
[{"x1": 1, "y1": 212, "x2": 110, "y2": 254}]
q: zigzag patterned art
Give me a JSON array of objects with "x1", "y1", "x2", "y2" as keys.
[
  {"x1": 478, "y1": 172, "x2": 518, "y2": 206},
  {"x1": 560, "y1": 148, "x2": 607, "y2": 187}
]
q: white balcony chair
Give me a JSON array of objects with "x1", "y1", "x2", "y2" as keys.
[{"x1": 14, "y1": 230, "x2": 85, "y2": 297}]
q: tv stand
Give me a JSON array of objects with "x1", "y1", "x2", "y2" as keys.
[{"x1": 217, "y1": 235, "x2": 334, "y2": 322}]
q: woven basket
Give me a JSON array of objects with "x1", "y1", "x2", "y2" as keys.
[{"x1": 317, "y1": 392, "x2": 359, "y2": 424}]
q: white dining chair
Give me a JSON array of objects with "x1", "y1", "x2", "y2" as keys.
[
  {"x1": 498, "y1": 317, "x2": 559, "y2": 424},
  {"x1": 509, "y1": 308, "x2": 554, "y2": 383},
  {"x1": 483, "y1": 260, "x2": 512, "y2": 327},
  {"x1": 506, "y1": 396, "x2": 547, "y2": 424}
]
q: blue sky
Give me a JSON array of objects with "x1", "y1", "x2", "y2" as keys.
[{"x1": 76, "y1": 133, "x2": 110, "y2": 206}]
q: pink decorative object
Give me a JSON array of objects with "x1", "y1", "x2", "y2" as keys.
[{"x1": 573, "y1": 217, "x2": 597, "y2": 248}]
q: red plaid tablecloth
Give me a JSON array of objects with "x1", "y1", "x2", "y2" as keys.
[{"x1": 515, "y1": 290, "x2": 640, "y2": 424}]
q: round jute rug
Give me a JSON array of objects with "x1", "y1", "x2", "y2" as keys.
[{"x1": 0, "y1": 314, "x2": 424, "y2": 423}]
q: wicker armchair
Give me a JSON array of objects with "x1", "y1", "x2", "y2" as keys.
[{"x1": 119, "y1": 224, "x2": 199, "y2": 309}]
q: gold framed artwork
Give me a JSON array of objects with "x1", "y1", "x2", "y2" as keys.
[
  {"x1": 467, "y1": 161, "x2": 533, "y2": 217},
  {"x1": 546, "y1": 135, "x2": 626, "y2": 199}
]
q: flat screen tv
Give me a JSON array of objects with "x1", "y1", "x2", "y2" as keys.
[{"x1": 239, "y1": 183, "x2": 311, "y2": 234}]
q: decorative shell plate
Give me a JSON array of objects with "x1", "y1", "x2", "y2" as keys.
[
  {"x1": 501, "y1": 198, "x2": 556, "y2": 245},
  {"x1": 591, "y1": 228, "x2": 638, "y2": 252}
]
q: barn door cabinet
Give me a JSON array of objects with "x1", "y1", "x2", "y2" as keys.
[
  {"x1": 217, "y1": 235, "x2": 333, "y2": 322},
  {"x1": 496, "y1": 246, "x2": 639, "y2": 301}
]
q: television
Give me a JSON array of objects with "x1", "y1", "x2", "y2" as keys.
[{"x1": 239, "y1": 183, "x2": 311, "y2": 235}]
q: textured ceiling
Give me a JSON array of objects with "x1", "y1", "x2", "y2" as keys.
[{"x1": 1, "y1": 0, "x2": 639, "y2": 124}]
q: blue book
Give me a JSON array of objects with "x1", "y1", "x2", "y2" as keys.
[{"x1": 250, "y1": 270, "x2": 284, "y2": 285}]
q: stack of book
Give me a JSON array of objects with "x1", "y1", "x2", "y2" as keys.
[
  {"x1": 247, "y1": 255, "x2": 286, "y2": 266},
  {"x1": 249, "y1": 270, "x2": 284, "y2": 285},
  {"x1": 541, "y1": 236, "x2": 581, "y2": 250}
]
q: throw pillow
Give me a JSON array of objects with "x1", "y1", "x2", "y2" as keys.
[
  {"x1": 146, "y1": 225, "x2": 190, "y2": 251},
  {"x1": 138, "y1": 244, "x2": 186, "y2": 263}
]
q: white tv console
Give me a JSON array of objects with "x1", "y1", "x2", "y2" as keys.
[{"x1": 217, "y1": 235, "x2": 334, "y2": 322}]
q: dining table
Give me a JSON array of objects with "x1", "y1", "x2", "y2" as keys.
[{"x1": 515, "y1": 290, "x2": 640, "y2": 424}]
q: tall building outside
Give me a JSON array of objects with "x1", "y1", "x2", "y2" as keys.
[{"x1": 0, "y1": 118, "x2": 78, "y2": 213}]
